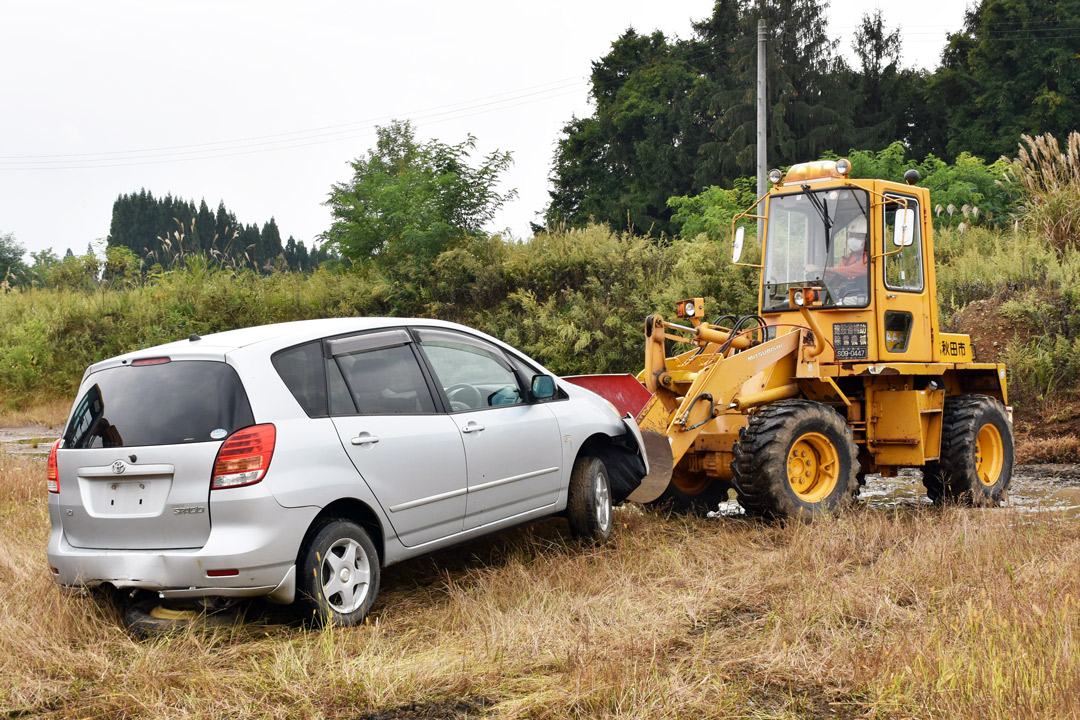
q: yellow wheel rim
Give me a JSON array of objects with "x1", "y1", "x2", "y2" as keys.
[
  {"x1": 671, "y1": 472, "x2": 711, "y2": 495},
  {"x1": 975, "y1": 423, "x2": 1004, "y2": 487},
  {"x1": 787, "y1": 432, "x2": 840, "y2": 503},
  {"x1": 149, "y1": 605, "x2": 199, "y2": 621}
]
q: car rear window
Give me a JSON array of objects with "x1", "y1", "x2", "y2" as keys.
[{"x1": 63, "y1": 360, "x2": 255, "y2": 449}]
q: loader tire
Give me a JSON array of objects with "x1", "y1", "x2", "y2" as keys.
[
  {"x1": 923, "y1": 395, "x2": 1013, "y2": 506},
  {"x1": 649, "y1": 470, "x2": 731, "y2": 516},
  {"x1": 732, "y1": 400, "x2": 859, "y2": 520}
]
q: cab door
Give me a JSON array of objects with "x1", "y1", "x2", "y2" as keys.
[
  {"x1": 877, "y1": 193, "x2": 932, "y2": 361},
  {"x1": 414, "y1": 329, "x2": 563, "y2": 530}
]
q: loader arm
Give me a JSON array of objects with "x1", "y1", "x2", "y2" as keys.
[{"x1": 638, "y1": 330, "x2": 803, "y2": 469}]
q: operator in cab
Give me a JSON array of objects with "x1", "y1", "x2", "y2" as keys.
[{"x1": 831, "y1": 217, "x2": 868, "y2": 280}]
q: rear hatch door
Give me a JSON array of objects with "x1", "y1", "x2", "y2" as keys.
[{"x1": 56, "y1": 358, "x2": 254, "y2": 550}]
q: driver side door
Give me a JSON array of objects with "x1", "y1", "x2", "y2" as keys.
[{"x1": 414, "y1": 329, "x2": 563, "y2": 530}]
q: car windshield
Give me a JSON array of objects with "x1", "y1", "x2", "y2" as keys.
[
  {"x1": 63, "y1": 360, "x2": 254, "y2": 448},
  {"x1": 762, "y1": 187, "x2": 871, "y2": 312}
]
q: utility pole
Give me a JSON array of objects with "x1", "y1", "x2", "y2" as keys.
[{"x1": 756, "y1": 0, "x2": 767, "y2": 239}]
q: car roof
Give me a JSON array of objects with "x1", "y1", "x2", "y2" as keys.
[{"x1": 85, "y1": 317, "x2": 520, "y2": 374}]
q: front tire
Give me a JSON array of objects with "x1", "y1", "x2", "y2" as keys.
[
  {"x1": 732, "y1": 400, "x2": 859, "y2": 519},
  {"x1": 924, "y1": 395, "x2": 1013, "y2": 506},
  {"x1": 296, "y1": 520, "x2": 380, "y2": 627},
  {"x1": 566, "y1": 456, "x2": 613, "y2": 542}
]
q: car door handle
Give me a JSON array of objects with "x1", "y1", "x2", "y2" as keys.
[
  {"x1": 461, "y1": 423, "x2": 485, "y2": 434},
  {"x1": 351, "y1": 433, "x2": 380, "y2": 446}
]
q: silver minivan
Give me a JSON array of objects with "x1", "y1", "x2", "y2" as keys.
[{"x1": 47, "y1": 318, "x2": 647, "y2": 626}]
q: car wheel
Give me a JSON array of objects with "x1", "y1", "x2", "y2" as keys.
[
  {"x1": 296, "y1": 520, "x2": 380, "y2": 627},
  {"x1": 566, "y1": 456, "x2": 613, "y2": 542}
]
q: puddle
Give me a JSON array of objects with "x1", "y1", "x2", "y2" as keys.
[
  {"x1": 0, "y1": 427, "x2": 60, "y2": 456},
  {"x1": 710, "y1": 464, "x2": 1080, "y2": 518}
]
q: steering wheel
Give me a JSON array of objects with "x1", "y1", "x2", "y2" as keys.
[
  {"x1": 823, "y1": 270, "x2": 868, "y2": 304},
  {"x1": 445, "y1": 383, "x2": 483, "y2": 411}
]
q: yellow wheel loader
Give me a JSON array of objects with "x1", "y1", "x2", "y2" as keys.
[{"x1": 568, "y1": 159, "x2": 1013, "y2": 519}]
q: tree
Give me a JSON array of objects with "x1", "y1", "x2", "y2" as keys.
[
  {"x1": 710, "y1": 0, "x2": 853, "y2": 177},
  {"x1": 929, "y1": 0, "x2": 1080, "y2": 160},
  {"x1": 848, "y1": 10, "x2": 926, "y2": 153},
  {"x1": 0, "y1": 231, "x2": 28, "y2": 287},
  {"x1": 323, "y1": 120, "x2": 516, "y2": 266},
  {"x1": 544, "y1": 29, "x2": 715, "y2": 235},
  {"x1": 260, "y1": 218, "x2": 283, "y2": 272}
]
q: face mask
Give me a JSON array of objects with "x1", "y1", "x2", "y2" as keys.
[{"x1": 848, "y1": 236, "x2": 864, "y2": 253}]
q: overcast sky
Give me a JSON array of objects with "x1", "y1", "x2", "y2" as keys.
[{"x1": 0, "y1": 1, "x2": 972, "y2": 259}]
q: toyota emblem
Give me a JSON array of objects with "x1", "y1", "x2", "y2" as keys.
[{"x1": 111, "y1": 460, "x2": 126, "y2": 475}]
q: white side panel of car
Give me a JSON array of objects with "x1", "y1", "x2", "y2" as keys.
[
  {"x1": 332, "y1": 414, "x2": 469, "y2": 546},
  {"x1": 455, "y1": 403, "x2": 563, "y2": 530}
]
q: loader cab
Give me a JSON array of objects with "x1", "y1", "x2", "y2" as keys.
[{"x1": 741, "y1": 161, "x2": 938, "y2": 366}]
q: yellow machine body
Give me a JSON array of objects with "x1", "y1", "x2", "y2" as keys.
[{"x1": 632, "y1": 163, "x2": 1009, "y2": 503}]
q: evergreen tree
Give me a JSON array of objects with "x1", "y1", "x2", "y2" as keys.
[
  {"x1": 296, "y1": 240, "x2": 310, "y2": 271},
  {"x1": 261, "y1": 218, "x2": 283, "y2": 272}
]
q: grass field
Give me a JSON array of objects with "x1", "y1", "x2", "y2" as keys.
[{"x1": 4, "y1": 449, "x2": 1080, "y2": 719}]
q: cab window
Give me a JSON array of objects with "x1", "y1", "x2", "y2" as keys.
[{"x1": 883, "y1": 195, "x2": 924, "y2": 292}]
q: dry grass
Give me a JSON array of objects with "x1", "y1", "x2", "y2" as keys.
[
  {"x1": 3, "y1": 452, "x2": 1080, "y2": 719},
  {"x1": 1018, "y1": 435, "x2": 1080, "y2": 464},
  {"x1": 0, "y1": 397, "x2": 69, "y2": 430}
]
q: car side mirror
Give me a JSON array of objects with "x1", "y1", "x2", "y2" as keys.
[
  {"x1": 732, "y1": 226, "x2": 745, "y2": 263},
  {"x1": 893, "y1": 208, "x2": 915, "y2": 247},
  {"x1": 530, "y1": 374, "x2": 556, "y2": 400}
]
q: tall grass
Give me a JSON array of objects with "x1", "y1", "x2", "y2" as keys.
[
  {"x1": 1007, "y1": 132, "x2": 1080, "y2": 257},
  {"x1": 0, "y1": 226, "x2": 758, "y2": 404},
  {"x1": 3, "y1": 450, "x2": 1080, "y2": 718}
]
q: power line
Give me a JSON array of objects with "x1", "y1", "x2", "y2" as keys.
[
  {"x1": 2, "y1": 88, "x2": 587, "y2": 171},
  {"x1": 0, "y1": 76, "x2": 587, "y2": 162}
]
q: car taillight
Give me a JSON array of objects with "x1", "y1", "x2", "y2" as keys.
[
  {"x1": 211, "y1": 424, "x2": 275, "y2": 490},
  {"x1": 47, "y1": 439, "x2": 61, "y2": 493}
]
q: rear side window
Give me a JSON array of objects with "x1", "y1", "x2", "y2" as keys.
[
  {"x1": 272, "y1": 342, "x2": 327, "y2": 417},
  {"x1": 63, "y1": 361, "x2": 254, "y2": 448}
]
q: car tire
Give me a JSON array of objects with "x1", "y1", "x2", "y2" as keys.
[
  {"x1": 296, "y1": 520, "x2": 380, "y2": 627},
  {"x1": 566, "y1": 456, "x2": 613, "y2": 542}
]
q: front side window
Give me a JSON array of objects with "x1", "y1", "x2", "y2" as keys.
[
  {"x1": 883, "y1": 195, "x2": 924, "y2": 292},
  {"x1": 416, "y1": 330, "x2": 524, "y2": 411},
  {"x1": 63, "y1": 361, "x2": 254, "y2": 448},
  {"x1": 762, "y1": 188, "x2": 871, "y2": 311}
]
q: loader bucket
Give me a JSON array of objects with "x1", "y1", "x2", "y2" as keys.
[
  {"x1": 562, "y1": 374, "x2": 653, "y2": 417},
  {"x1": 562, "y1": 374, "x2": 673, "y2": 503}
]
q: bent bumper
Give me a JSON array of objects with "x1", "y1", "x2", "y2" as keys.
[{"x1": 47, "y1": 491, "x2": 319, "y2": 604}]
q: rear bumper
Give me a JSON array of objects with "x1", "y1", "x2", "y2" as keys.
[{"x1": 47, "y1": 490, "x2": 320, "y2": 604}]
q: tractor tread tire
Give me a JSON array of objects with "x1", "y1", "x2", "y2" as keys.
[
  {"x1": 923, "y1": 394, "x2": 1013, "y2": 506},
  {"x1": 731, "y1": 400, "x2": 859, "y2": 520}
]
